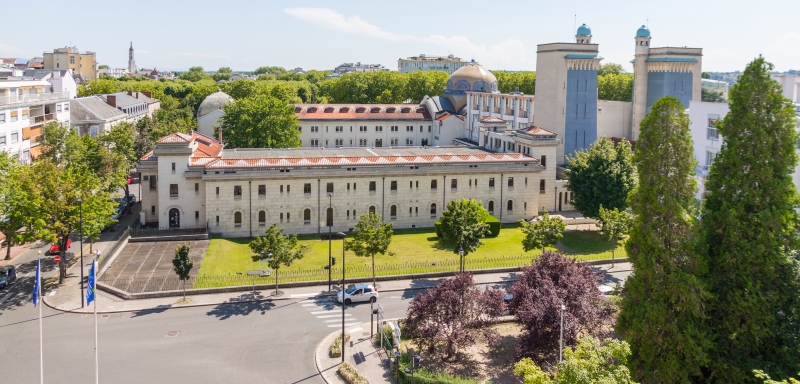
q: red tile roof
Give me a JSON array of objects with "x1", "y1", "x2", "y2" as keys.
[
  {"x1": 295, "y1": 104, "x2": 429, "y2": 121},
  {"x1": 156, "y1": 132, "x2": 192, "y2": 143},
  {"x1": 480, "y1": 117, "x2": 506, "y2": 123},
  {"x1": 202, "y1": 152, "x2": 535, "y2": 169},
  {"x1": 519, "y1": 126, "x2": 557, "y2": 136}
]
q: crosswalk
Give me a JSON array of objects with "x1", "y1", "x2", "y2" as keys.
[{"x1": 299, "y1": 299, "x2": 364, "y2": 329}]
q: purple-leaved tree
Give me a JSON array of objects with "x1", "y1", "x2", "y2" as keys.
[{"x1": 405, "y1": 273, "x2": 505, "y2": 360}]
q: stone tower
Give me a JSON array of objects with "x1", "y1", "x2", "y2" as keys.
[{"x1": 128, "y1": 42, "x2": 136, "y2": 74}]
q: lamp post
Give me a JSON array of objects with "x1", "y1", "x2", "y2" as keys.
[
  {"x1": 458, "y1": 243, "x2": 464, "y2": 273},
  {"x1": 335, "y1": 231, "x2": 347, "y2": 363},
  {"x1": 78, "y1": 198, "x2": 84, "y2": 308},
  {"x1": 327, "y1": 192, "x2": 333, "y2": 292},
  {"x1": 559, "y1": 303, "x2": 566, "y2": 363}
]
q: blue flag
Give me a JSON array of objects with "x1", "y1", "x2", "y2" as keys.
[
  {"x1": 85, "y1": 258, "x2": 96, "y2": 305},
  {"x1": 31, "y1": 258, "x2": 41, "y2": 307}
]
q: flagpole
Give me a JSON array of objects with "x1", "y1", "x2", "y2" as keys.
[
  {"x1": 93, "y1": 256, "x2": 98, "y2": 384},
  {"x1": 37, "y1": 253, "x2": 43, "y2": 384}
]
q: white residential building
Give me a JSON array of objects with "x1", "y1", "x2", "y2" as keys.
[
  {"x1": 0, "y1": 79, "x2": 71, "y2": 162},
  {"x1": 70, "y1": 96, "x2": 128, "y2": 136},
  {"x1": 398, "y1": 55, "x2": 473, "y2": 74}
]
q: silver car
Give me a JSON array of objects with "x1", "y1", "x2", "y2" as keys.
[{"x1": 337, "y1": 284, "x2": 378, "y2": 304}]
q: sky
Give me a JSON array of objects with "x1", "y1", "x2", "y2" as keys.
[{"x1": 1, "y1": 0, "x2": 798, "y2": 73}]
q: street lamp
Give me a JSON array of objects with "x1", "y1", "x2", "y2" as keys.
[
  {"x1": 458, "y1": 243, "x2": 464, "y2": 273},
  {"x1": 78, "y1": 198, "x2": 84, "y2": 308},
  {"x1": 327, "y1": 192, "x2": 333, "y2": 291},
  {"x1": 559, "y1": 303, "x2": 566, "y2": 363},
  {"x1": 334, "y1": 231, "x2": 347, "y2": 363}
]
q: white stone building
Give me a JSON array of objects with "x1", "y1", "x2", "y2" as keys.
[
  {"x1": 398, "y1": 55, "x2": 473, "y2": 74},
  {"x1": 138, "y1": 131, "x2": 558, "y2": 236}
]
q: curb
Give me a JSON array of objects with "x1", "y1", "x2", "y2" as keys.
[{"x1": 314, "y1": 328, "x2": 345, "y2": 384}]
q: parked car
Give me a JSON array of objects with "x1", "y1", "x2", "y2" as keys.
[
  {"x1": 49, "y1": 237, "x2": 71, "y2": 255},
  {"x1": 0, "y1": 265, "x2": 17, "y2": 289},
  {"x1": 337, "y1": 283, "x2": 379, "y2": 304},
  {"x1": 502, "y1": 293, "x2": 514, "y2": 315},
  {"x1": 126, "y1": 175, "x2": 135, "y2": 184},
  {"x1": 126, "y1": 193, "x2": 136, "y2": 206}
]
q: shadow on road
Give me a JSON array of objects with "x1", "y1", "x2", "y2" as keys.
[
  {"x1": 205, "y1": 292, "x2": 278, "y2": 320},
  {"x1": 401, "y1": 278, "x2": 441, "y2": 300},
  {"x1": 130, "y1": 304, "x2": 173, "y2": 318}
]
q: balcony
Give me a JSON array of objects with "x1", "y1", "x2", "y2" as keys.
[
  {"x1": 29, "y1": 114, "x2": 55, "y2": 126},
  {"x1": 22, "y1": 126, "x2": 42, "y2": 140},
  {"x1": 696, "y1": 165, "x2": 710, "y2": 177},
  {"x1": 0, "y1": 92, "x2": 69, "y2": 107}
]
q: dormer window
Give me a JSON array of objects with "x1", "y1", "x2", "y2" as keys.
[
  {"x1": 324, "y1": 107, "x2": 334, "y2": 113},
  {"x1": 370, "y1": 107, "x2": 381, "y2": 113},
  {"x1": 307, "y1": 107, "x2": 317, "y2": 113},
  {"x1": 386, "y1": 107, "x2": 396, "y2": 113},
  {"x1": 339, "y1": 107, "x2": 349, "y2": 113},
  {"x1": 356, "y1": 107, "x2": 366, "y2": 113},
  {"x1": 294, "y1": 106, "x2": 301, "y2": 113},
  {"x1": 401, "y1": 107, "x2": 411, "y2": 113}
]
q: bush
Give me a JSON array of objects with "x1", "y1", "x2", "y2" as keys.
[
  {"x1": 484, "y1": 215, "x2": 501, "y2": 237},
  {"x1": 338, "y1": 362, "x2": 369, "y2": 384},
  {"x1": 330, "y1": 333, "x2": 351, "y2": 358},
  {"x1": 434, "y1": 221, "x2": 442, "y2": 238},
  {"x1": 396, "y1": 353, "x2": 479, "y2": 384},
  {"x1": 374, "y1": 325, "x2": 395, "y2": 350}
]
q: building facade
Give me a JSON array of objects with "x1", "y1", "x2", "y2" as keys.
[
  {"x1": 70, "y1": 96, "x2": 128, "y2": 136},
  {"x1": 138, "y1": 132, "x2": 554, "y2": 236},
  {"x1": 43, "y1": 47, "x2": 98, "y2": 80},
  {"x1": 0, "y1": 79, "x2": 70, "y2": 162},
  {"x1": 333, "y1": 62, "x2": 388, "y2": 75},
  {"x1": 398, "y1": 55, "x2": 473, "y2": 74}
]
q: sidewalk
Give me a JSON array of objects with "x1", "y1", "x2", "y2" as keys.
[
  {"x1": 315, "y1": 323, "x2": 392, "y2": 384},
  {"x1": 0, "y1": 241, "x2": 49, "y2": 267}
]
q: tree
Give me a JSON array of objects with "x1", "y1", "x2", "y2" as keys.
[
  {"x1": 616, "y1": 96, "x2": 710, "y2": 383},
  {"x1": 438, "y1": 199, "x2": 491, "y2": 263},
  {"x1": 754, "y1": 371, "x2": 800, "y2": 384},
  {"x1": 188, "y1": 66, "x2": 204, "y2": 73},
  {"x1": 97, "y1": 122, "x2": 137, "y2": 203},
  {"x1": 514, "y1": 337, "x2": 636, "y2": 384},
  {"x1": 702, "y1": 72, "x2": 711, "y2": 79},
  {"x1": 217, "y1": 94, "x2": 301, "y2": 149},
  {"x1": 701, "y1": 88, "x2": 726, "y2": 102},
  {"x1": 172, "y1": 243, "x2": 193, "y2": 300},
  {"x1": 249, "y1": 224, "x2": 304, "y2": 296},
  {"x1": 78, "y1": 78, "x2": 118, "y2": 97},
  {"x1": 98, "y1": 64, "x2": 109, "y2": 70},
  {"x1": 509, "y1": 251, "x2": 614, "y2": 368},
  {"x1": 344, "y1": 213, "x2": 392, "y2": 288},
  {"x1": 598, "y1": 63, "x2": 626, "y2": 76},
  {"x1": 493, "y1": 71, "x2": 536, "y2": 95},
  {"x1": 699, "y1": 57, "x2": 800, "y2": 381},
  {"x1": 598, "y1": 73, "x2": 634, "y2": 101},
  {"x1": 405, "y1": 71, "x2": 448, "y2": 103},
  {"x1": 519, "y1": 209, "x2": 566, "y2": 253},
  {"x1": 254, "y1": 66, "x2": 287, "y2": 75},
  {"x1": 566, "y1": 137, "x2": 635, "y2": 218},
  {"x1": 597, "y1": 205, "x2": 632, "y2": 266},
  {"x1": 405, "y1": 272, "x2": 504, "y2": 359},
  {"x1": 0, "y1": 153, "x2": 40, "y2": 260}
]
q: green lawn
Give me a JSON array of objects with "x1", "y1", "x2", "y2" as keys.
[{"x1": 194, "y1": 227, "x2": 625, "y2": 288}]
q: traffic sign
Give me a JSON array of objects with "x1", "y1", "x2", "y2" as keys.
[{"x1": 53, "y1": 255, "x2": 61, "y2": 263}]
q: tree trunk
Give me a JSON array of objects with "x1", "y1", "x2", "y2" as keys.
[
  {"x1": 371, "y1": 254, "x2": 376, "y2": 288},
  {"x1": 182, "y1": 279, "x2": 186, "y2": 301},
  {"x1": 4, "y1": 236, "x2": 10, "y2": 260},
  {"x1": 58, "y1": 236, "x2": 68, "y2": 284},
  {"x1": 611, "y1": 247, "x2": 615, "y2": 268},
  {"x1": 124, "y1": 183, "x2": 131, "y2": 214},
  {"x1": 275, "y1": 269, "x2": 279, "y2": 296}
]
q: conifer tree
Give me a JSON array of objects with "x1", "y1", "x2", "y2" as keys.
[
  {"x1": 617, "y1": 96, "x2": 710, "y2": 383},
  {"x1": 700, "y1": 57, "x2": 800, "y2": 381}
]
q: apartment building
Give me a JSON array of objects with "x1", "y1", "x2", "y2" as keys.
[{"x1": 0, "y1": 79, "x2": 70, "y2": 162}]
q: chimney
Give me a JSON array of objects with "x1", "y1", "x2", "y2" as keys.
[
  {"x1": 135, "y1": 92, "x2": 139, "y2": 99},
  {"x1": 107, "y1": 95, "x2": 117, "y2": 108},
  {"x1": 218, "y1": 127, "x2": 222, "y2": 143},
  {"x1": 143, "y1": 91, "x2": 152, "y2": 98},
  {"x1": 127, "y1": 90, "x2": 133, "y2": 96}
]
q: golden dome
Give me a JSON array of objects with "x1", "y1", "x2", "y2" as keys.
[{"x1": 443, "y1": 63, "x2": 498, "y2": 112}]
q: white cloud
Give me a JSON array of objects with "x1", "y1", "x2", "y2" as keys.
[
  {"x1": 284, "y1": 7, "x2": 534, "y2": 70},
  {"x1": 173, "y1": 51, "x2": 230, "y2": 60}
]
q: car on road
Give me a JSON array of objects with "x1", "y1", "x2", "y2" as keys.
[
  {"x1": 0, "y1": 265, "x2": 17, "y2": 289},
  {"x1": 49, "y1": 237, "x2": 71, "y2": 255},
  {"x1": 337, "y1": 283, "x2": 378, "y2": 304}
]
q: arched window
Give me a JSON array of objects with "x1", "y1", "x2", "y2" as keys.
[
  {"x1": 258, "y1": 210, "x2": 266, "y2": 226},
  {"x1": 430, "y1": 203, "x2": 437, "y2": 217},
  {"x1": 431, "y1": 179, "x2": 437, "y2": 190},
  {"x1": 369, "y1": 206, "x2": 376, "y2": 215},
  {"x1": 234, "y1": 212, "x2": 242, "y2": 227},
  {"x1": 304, "y1": 208, "x2": 311, "y2": 224},
  {"x1": 390, "y1": 205, "x2": 397, "y2": 219},
  {"x1": 507, "y1": 200, "x2": 513, "y2": 212},
  {"x1": 488, "y1": 201, "x2": 494, "y2": 213}
]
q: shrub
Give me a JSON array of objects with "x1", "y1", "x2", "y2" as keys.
[
  {"x1": 338, "y1": 362, "x2": 369, "y2": 384},
  {"x1": 434, "y1": 221, "x2": 442, "y2": 238},
  {"x1": 374, "y1": 325, "x2": 395, "y2": 350},
  {"x1": 484, "y1": 215, "x2": 501, "y2": 237},
  {"x1": 330, "y1": 333, "x2": 351, "y2": 358}
]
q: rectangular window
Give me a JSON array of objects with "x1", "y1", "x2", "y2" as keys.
[
  {"x1": 415, "y1": 207, "x2": 418, "y2": 216},
  {"x1": 0, "y1": 113, "x2": 5, "y2": 123},
  {"x1": 347, "y1": 183, "x2": 351, "y2": 191},
  {"x1": 451, "y1": 179, "x2": 457, "y2": 190},
  {"x1": 541, "y1": 155, "x2": 546, "y2": 168},
  {"x1": 280, "y1": 185, "x2": 284, "y2": 194},
  {"x1": 286, "y1": 185, "x2": 290, "y2": 194},
  {"x1": 171, "y1": 162, "x2": 176, "y2": 173},
  {"x1": 194, "y1": 183, "x2": 199, "y2": 194},
  {"x1": 195, "y1": 211, "x2": 199, "y2": 219},
  {"x1": 149, "y1": 176, "x2": 157, "y2": 191},
  {"x1": 540, "y1": 179, "x2": 546, "y2": 193},
  {"x1": 376, "y1": 126, "x2": 382, "y2": 132},
  {"x1": 10, "y1": 132, "x2": 18, "y2": 143},
  {"x1": 390, "y1": 181, "x2": 397, "y2": 192},
  {"x1": 0, "y1": 135, "x2": 5, "y2": 146},
  {"x1": 489, "y1": 177, "x2": 495, "y2": 188},
  {"x1": 169, "y1": 184, "x2": 178, "y2": 197},
  {"x1": 151, "y1": 206, "x2": 155, "y2": 214},
  {"x1": 280, "y1": 213, "x2": 284, "y2": 222},
  {"x1": 508, "y1": 177, "x2": 514, "y2": 188},
  {"x1": 216, "y1": 216, "x2": 219, "y2": 226},
  {"x1": 326, "y1": 182, "x2": 334, "y2": 194},
  {"x1": 258, "y1": 184, "x2": 266, "y2": 197},
  {"x1": 216, "y1": 186, "x2": 219, "y2": 196},
  {"x1": 304, "y1": 183, "x2": 312, "y2": 195},
  {"x1": 369, "y1": 181, "x2": 377, "y2": 193},
  {"x1": 234, "y1": 185, "x2": 242, "y2": 199}
]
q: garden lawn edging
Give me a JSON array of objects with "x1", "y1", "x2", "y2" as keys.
[{"x1": 338, "y1": 362, "x2": 370, "y2": 384}]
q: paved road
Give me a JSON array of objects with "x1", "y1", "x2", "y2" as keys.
[{"x1": 0, "y1": 260, "x2": 631, "y2": 384}]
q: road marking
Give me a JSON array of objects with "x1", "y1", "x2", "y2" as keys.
[
  {"x1": 329, "y1": 323, "x2": 360, "y2": 328},
  {"x1": 300, "y1": 303, "x2": 317, "y2": 307},
  {"x1": 0, "y1": 290, "x2": 18, "y2": 305},
  {"x1": 290, "y1": 293, "x2": 318, "y2": 298},
  {"x1": 347, "y1": 327, "x2": 363, "y2": 333},
  {"x1": 310, "y1": 310, "x2": 336, "y2": 314},
  {"x1": 24, "y1": 273, "x2": 30, "y2": 277},
  {"x1": 323, "y1": 318, "x2": 352, "y2": 323},
  {"x1": 317, "y1": 314, "x2": 352, "y2": 319},
  {"x1": 48, "y1": 289, "x2": 57, "y2": 296},
  {"x1": 388, "y1": 296, "x2": 401, "y2": 299}
]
